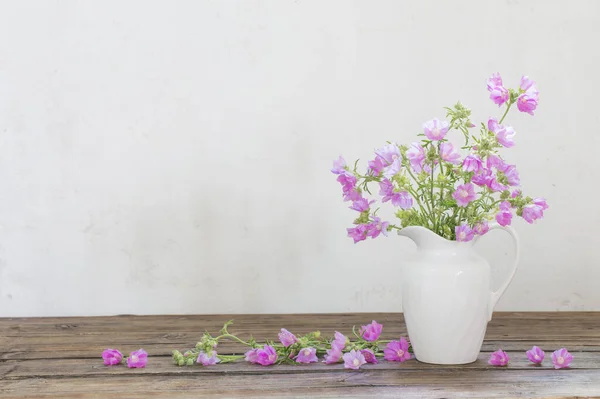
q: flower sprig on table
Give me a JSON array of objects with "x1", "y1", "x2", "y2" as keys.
[
  {"x1": 333, "y1": 73, "x2": 547, "y2": 243},
  {"x1": 171, "y1": 320, "x2": 412, "y2": 370}
]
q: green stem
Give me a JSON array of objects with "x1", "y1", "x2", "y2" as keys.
[
  {"x1": 498, "y1": 102, "x2": 512, "y2": 124},
  {"x1": 214, "y1": 334, "x2": 252, "y2": 347}
]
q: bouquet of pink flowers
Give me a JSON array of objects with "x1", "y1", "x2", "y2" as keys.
[{"x1": 332, "y1": 73, "x2": 548, "y2": 242}]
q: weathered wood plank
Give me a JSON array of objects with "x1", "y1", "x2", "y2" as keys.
[
  {"x1": 1, "y1": 351, "x2": 600, "y2": 381},
  {"x1": 2, "y1": 313, "x2": 599, "y2": 360},
  {"x1": 2, "y1": 370, "x2": 600, "y2": 398}
]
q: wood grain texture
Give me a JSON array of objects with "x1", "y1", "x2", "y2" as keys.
[{"x1": 1, "y1": 312, "x2": 600, "y2": 398}]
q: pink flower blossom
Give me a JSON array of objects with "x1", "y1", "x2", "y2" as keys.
[
  {"x1": 197, "y1": 350, "x2": 220, "y2": 366},
  {"x1": 376, "y1": 143, "x2": 402, "y2": 179},
  {"x1": 486, "y1": 73, "x2": 509, "y2": 106},
  {"x1": 343, "y1": 349, "x2": 366, "y2": 370},
  {"x1": 522, "y1": 204, "x2": 544, "y2": 224},
  {"x1": 520, "y1": 75, "x2": 535, "y2": 91},
  {"x1": 245, "y1": 348, "x2": 259, "y2": 363},
  {"x1": 455, "y1": 223, "x2": 474, "y2": 242},
  {"x1": 347, "y1": 224, "x2": 368, "y2": 243},
  {"x1": 337, "y1": 171, "x2": 358, "y2": 202},
  {"x1": 278, "y1": 328, "x2": 298, "y2": 347},
  {"x1": 379, "y1": 179, "x2": 413, "y2": 209},
  {"x1": 423, "y1": 118, "x2": 449, "y2": 141},
  {"x1": 490, "y1": 86, "x2": 509, "y2": 106},
  {"x1": 488, "y1": 349, "x2": 509, "y2": 366},
  {"x1": 102, "y1": 349, "x2": 123, "y2": 366},
  {"x1": 462, "y1": 154, "x2": 483, "y2": 173},
  {"x1": 368, "y1": 157, "x2": 385, "y2": 176},
  {"x1": 295, "y1": 347, "x2": 318, "y2": 364},
  {"x1": 501, "y1": 164, "x2": 520, "y2": 186},
  {"x1": 511, "y1": 189, "x2": 521, "y2": 198},
  {"x1": 472, "y1": 168, "x2": 492, "y2": 187},
  {"x1": 323, "y1": 347, "x2": 342, "y2": 364},
  {"x1": 406, "y1": 142, "x2": 425, "y2": 170},
  {"x1": 552, "y1": 348, "x2": 573, "y2": 369},
  {"x1": 350, "y1": 198, "x2": 374, "y2": 212},
  {"x1": 383, "y1": 337, "x2": 411, "y2": 362},
  {"x1": 488, "y1": 118, "x2": 516, "y2": 148},
  {"x1": 366, "y1": 217, "x2": 389, "y2": 239},
  {"x1": 496, "y1": 201, "x2": 513, "y2": 226},
  {"x1": 331, "y1": 156, "x2": 346, "y2": 174},
  {"x1": 332, "y1": 331, "x2": 347, "y2": 351},
  {"x1": 474, "y1": 222, "x2": 489, "y2": 236},
  {"x1": 343, "y1": 188, "x2": 362, "y2": 202},
  {"x1": 360, "y1": 349, "x2": 379, "y2": 364},
  {"x1": 517, "y1": 89, "x2": 539, "y2": 115},
  {"x1": 440, "y1": 142, "x2": 461, "y2": 164},
  {"x1": 486, "y1": 153, "x2": 505, "y2": 170},
  {"x1": 256, "y1": 345, "x2": 278, "y2": 366},
  {"x1": 486, "y1": 72, "x2": 503, "y2": 91},
  {"x1": 360, "y1": 320, "x2": 383, "y2": 342},
  {"x1": 452, "y1": 183, "x2": 477, "y2": 207},
  {"x1": 526, "y1": 346, "x2": 545, "y2": 364},
  {"x1": 375, "y1": 143, "x2": 401, "y2": 165},
  {"x1": 534, "y1": 197, "x2": 549, "y2": 210},
  {"x1": 496, "y1": 125, "x2": 516, "y2": 148},
  {"x1": 487, "y1": 175, "x2": 508, "y2": 192},
  {"x1": 127, "y1": 349, "x2": 148, "y2": 368}
]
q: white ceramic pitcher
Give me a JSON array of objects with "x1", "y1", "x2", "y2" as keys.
[{"x1": 397, "y1": 224, "x2": 519, "y2": 364}]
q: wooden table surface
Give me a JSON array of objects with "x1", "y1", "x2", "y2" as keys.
[{"x1": 0, "y1": 312, "x2": 599, "y2": 398}]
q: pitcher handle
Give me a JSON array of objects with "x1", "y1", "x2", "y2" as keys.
[{"x1": 473, "y1": 224, "x2": 520, "y2": 321}]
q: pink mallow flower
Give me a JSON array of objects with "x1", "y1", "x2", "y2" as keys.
[
  {"x1": 452, "y1": 183, "x2": 477, "y2": 207},
  {"x1": 486, "y1": 73, "x2": 509, "y2": 106},
  {"x1": 474, "y1": 222, "x2": 489, "y2": 236},
  {"x1": 423, "y1": 118, "x2": 450, "y2": 141},
  {"x1": 360, "y1": 320, "x2": 383, "y2": 342},
  {"x1": 360, "y1": 349, "x2": 379, "y2": 364},
  {"x1": 455, "y1": 223, "x2": 474, "y2": 242},
  {"x1": 462, "y1": 154, "x2": 482, "y2": 173},
  {"x1": 375, "y1": 143, "x2": 402, "y2": 179},
  {"x1": 295, "y1": 347, "x2": 318, "y2": 364},
  {"x1": 256, "y1": 345, "x2": 278, "y2": 366},
  {"x1": 244, "y1": 348, "x2": 259, "y2": 363},
  {"x1": 366, "y1": 217, "x2": 389, "y2": 239},
  {"x1": 521, "y1": 198, "x2": 548, "y2": 224},
  {"x1": 488, "y1": 349, "x2": 509, "y2": 366},
  {"x1": 526, "y1": 346, "x2": 545, "y2": 364},
  {"x1": 488, "y1": 118, "x2": 516, "y2": 148},
  {"x1": 501, "y1": 164, "x2": 520, "y2": 186},
  {"x1": 406, "y1": 142, "x2": 425, "y2": 170},
  {"x1": 368, "y1": 156, "x2": 385, "y2": 176},
  {"x1": 518, "y1": 88, "x2": 539, "y2": 115},
  {"x1": 383, "y1": 337, "x2": 411, "y2": 362},
  {"x1": 350, "y1": 198, "x2": 374, "y2": 212},
  {"x1": 343, "y1": 349, "x2": 366, "y2": 370},
  {"x1": 278, "y1": 328, "x2": 298, "y2": 347},
  {"x1": 332, "y1": 331, "x2": 347, "y2": 351},
  {"x1": 323, "y1": 347, "x2": 342, "y2": 364},
  {"x1": 347, "y1": 224, "x2": 368, "y2": 243},
  {"x1": 496, "y1": 201, "x2": 513, "y2": 227},
  {"x1": 331, "y1": 156, "x2": 346, "y2": 174},
  {"x1": 379, "y1": 179, "x2": 413, "y2": 209},
  {"x1": 197, "y1": 350, "x2": 220, "y2": 366},
  {"x1": 520, "y1": 75, "x2": 535, "y2": 91},
  {"x1": 127, "y1": 349, "x2": 148, "y2": 368},
  {"x1": 337, "y1": 171, "x2": 358, "y2": 202},
  {"x1": 102, "y1": 349, "x2": 123, "y2": 366},
  {"x1": 552, "y1": 348, "x2": 573, "y2": 369},
  {"x1": 440, "y1": 142, "x2": 461, "y2": 164}
]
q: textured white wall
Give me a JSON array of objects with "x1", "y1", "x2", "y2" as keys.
[{"x1": 0, "y1": 0, "x2": 598, "y2": 317}]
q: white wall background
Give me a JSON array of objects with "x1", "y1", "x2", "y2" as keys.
[{"x1": 0, "y1": 0, "x2": 598, "y2": 317}]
